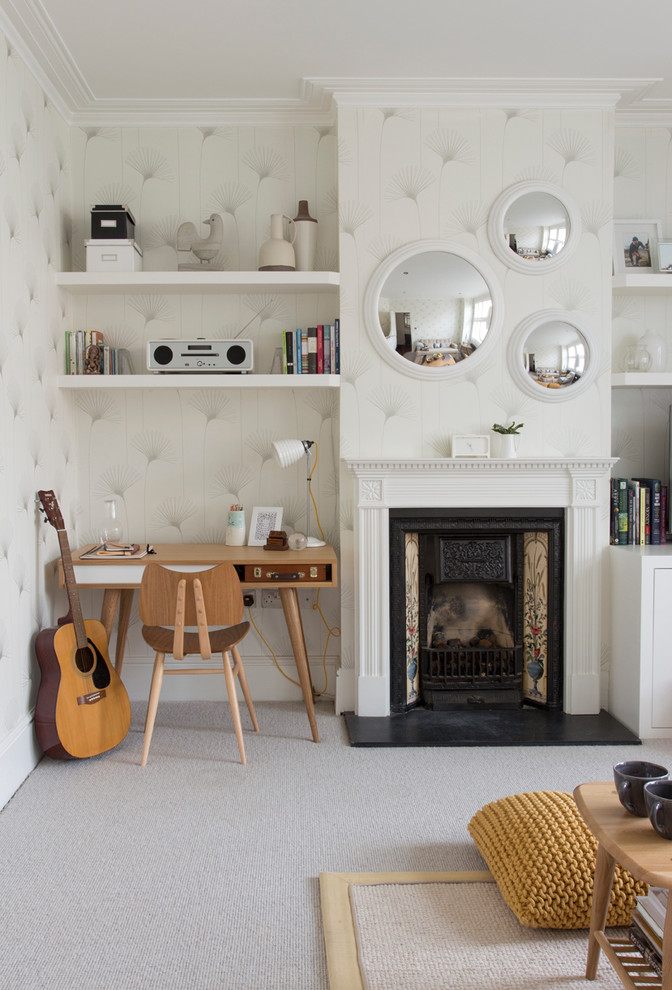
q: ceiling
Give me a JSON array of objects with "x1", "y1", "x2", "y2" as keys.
[{"x1": 2, "y1": 0, "x2": 672, "y2": 124}]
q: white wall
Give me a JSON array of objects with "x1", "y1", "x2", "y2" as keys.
[{"x1": 0, "y1": 30, "x2": 73, "y2": 805}]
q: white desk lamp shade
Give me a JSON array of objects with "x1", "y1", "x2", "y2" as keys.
[
  {"x1": 272, "y1": 438, "x2": 307, "y2": 468},
  {"x1": 271, "y1": 439, "x2": 326, "y2": 547}
]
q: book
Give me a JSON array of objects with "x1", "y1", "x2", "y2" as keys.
[
  {"x1": 323, "y1": 324, "x2": 331, "y2": 374},
  {"x1": 634, "y1": 479, "x2": 663, "y2": 544},
  {"x1": 627, "y1": 480, "x2": 639, "y2": 544},
  {"x1": 283, "y1": 330, "x2": 294, "y2": 374},
  {"x1": 662, "y1": 485, "x2": 668, "y2": 543},
  {"x1": 316, "y1": 325, "x2": 324, "y2": 374},
  {"x1": 637, "y1": 888, "x2": 667, "y2": 933},
  {"x1": 80, "y1": 543, "x2": 150, "y2": 558},
  {"x1": 334, "y1": 317, "x2": 340, "y2": 373},
  {"x1": 632, "y1": 905, "x2": 663, "y2": 949},
  {"x1": 307, "y1": 326, "x2": 317, "y2": 374},
  {"x1": 301, "y1": 328, "x2": 309, "y2": 373},
  {"x1": 615, "y1": 478, "x2": 629, "y2": 545},
  {"x1": 628, "y1": 922, "x2": 662, "y2": 976}
]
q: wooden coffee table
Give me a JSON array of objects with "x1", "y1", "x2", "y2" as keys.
[{"x1": 574, "y1": 781, "x2": 672, "y2": 988}]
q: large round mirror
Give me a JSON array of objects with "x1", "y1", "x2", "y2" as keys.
[
  {"x1": 508, "y1": 310, "x2": 598, "y2": 401},
  {"x1": 488, "y1": 181, "x2": 581, "y2": 274},
  {"x1": 364, "y1": 240, "x2": 503, "y2": 380}
]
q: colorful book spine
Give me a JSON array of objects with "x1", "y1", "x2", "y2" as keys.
[
  {"x1": 334, "y1": 317, "x2": 340, "y2": 373},
  {"x1": 316, "y1": 325, "x2": 324, "y2": 374},
  {"x1": 301, "y1": 328, "x2": 309, "y2": 373},
  {"x1": 323, "y1": 324, "x2": 331, "y2": 374},
  {"x1": 295, "y1": 329, "x2": 302, "y2": 374},
  {"x1": 616, "y1": 478, "x2": 629, "y2": 545},
  {"x1": 634, "y1": 479, "x2": 663, "y2": 544}
]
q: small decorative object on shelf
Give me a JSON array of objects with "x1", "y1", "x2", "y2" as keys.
[
  {"x1": 292, "y1": 200, "x2": 317, "y2": 272},
  {"x1": 264, "y1": 530, "x2": 289, "y2": 551},
  {"x1": 258, "y1": 214, "x2": 295, "y2": 271},
  {"x1": 90, "y1": 204, "x2": 136, "y2": 240},
  {"x1": 639, "y1": 329, "x2": 667, "y2": 372},
  {"x1": 452, "y1": 435, "x2": 490, "y2": 458},
  {"x1": 622, "y1": 344, "x2": 652, "y2": 372},
  {"x1": 657, "y1": 241, "x2": 672, "y2": 273},
  {"x1": 492, "y1": 422, "x2": 523, "y2": 459},
  {"x1": 176, "y1": 213, "x2": 223, "y2": 270}
]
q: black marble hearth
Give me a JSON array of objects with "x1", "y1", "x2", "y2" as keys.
[{"x1": 343, "y1": 707, "x2": 639, "y2": 747}]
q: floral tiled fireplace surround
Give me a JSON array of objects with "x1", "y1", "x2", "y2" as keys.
[
  {"x1": 339, "y1": 458, "x2": 615, "y2": 718},
  {"x1": 388, "y1": 509, "x2": 564, "y2": 714}
]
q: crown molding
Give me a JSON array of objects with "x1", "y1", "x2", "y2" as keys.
[{"x1": 1, "y1": 2, "x2": 670, "y2": 127}]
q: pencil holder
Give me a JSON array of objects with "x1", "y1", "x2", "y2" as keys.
[{"x1": 226, "y1": 510, "x2": 246, "y2": 546}]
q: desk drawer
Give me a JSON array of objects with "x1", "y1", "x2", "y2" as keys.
[{"x1": 243, "y1": 564, "x2": 328, "y2": 582}]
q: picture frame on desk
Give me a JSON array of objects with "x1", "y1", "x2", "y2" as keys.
[
  {"x1": 248, "y1": 506, "x2": 283, "y2": 546},
  {"x1": 613, "y1": 219, "x2": 661, "y2": 274}
]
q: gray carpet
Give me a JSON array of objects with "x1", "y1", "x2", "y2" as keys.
[{"x1": 2, "y1": 701, "x2": 672, "y2": 990}]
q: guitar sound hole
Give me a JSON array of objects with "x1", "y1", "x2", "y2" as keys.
[{"x1": 75, "y1": 641, "x2": 111, "y2": 690}]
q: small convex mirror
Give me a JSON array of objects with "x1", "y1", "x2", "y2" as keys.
[{"x1": 488, "y1": 181, "x2": 581, "y2": 275}]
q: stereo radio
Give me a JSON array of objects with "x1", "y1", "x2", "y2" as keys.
[{"x1": 147, "y1": 339, "x2": 253, "y2": 373}]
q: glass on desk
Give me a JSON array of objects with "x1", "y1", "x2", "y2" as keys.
[{"x1": 100, "y1": 498, "x2": 122, "y2": 544}]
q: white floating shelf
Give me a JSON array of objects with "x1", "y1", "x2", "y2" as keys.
[
  {"x1": 57, "y1": 374, "x2": 340, "y2": 389},
  {"x1": 612, "y1": 274, "x2": 672, "y2": 293},
  {"x1": 611, "y1": 372, "x2": 672, "y2": 387},
  {"x1": 55, "y1": 270, "x2": 340, "y2": 294}
]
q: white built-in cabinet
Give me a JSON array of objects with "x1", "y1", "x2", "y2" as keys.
[
  {"x1": 55, "y1": 270, "x2": 341, "y2": 389},
  {"x1": 609, "y1": 546, "x2": 672, "y2": 738},
  {"x1": 609, "y1": 274, "x2": 672, "y2": 737}
]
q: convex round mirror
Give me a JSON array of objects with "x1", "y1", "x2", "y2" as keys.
[
  {"x1": 508, "y1": 310, "x2": 598, "y2": 401},
  {"x1": 488, "y1": 181, "x2": 581, "y2": 274},
  {"x1": 364, "y1": 240, "x2": 503, "y2": 381}
]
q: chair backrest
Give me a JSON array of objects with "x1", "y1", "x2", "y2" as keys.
[{"x1": 139, "y1": 562, "x2": 245, "y2": 629}]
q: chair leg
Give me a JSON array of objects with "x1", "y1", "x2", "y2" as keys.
[
  {"x1": 222, "y1": 650, "x2": 246, "y2": 765},
  {"x1": 232, "y1": 645, "x2": 259, "y2": 732},
  {"x1": 141, "y1": 652, "x2": 165, "y2": 766}
]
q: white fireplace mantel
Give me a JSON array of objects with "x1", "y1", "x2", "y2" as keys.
[{"x1": 339, "y1": 457, "x2": 616, "y2": 717}]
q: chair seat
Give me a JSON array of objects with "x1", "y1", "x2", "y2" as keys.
[{"x1": 141, "y1": 621, "x2": 250, "y2": 655}]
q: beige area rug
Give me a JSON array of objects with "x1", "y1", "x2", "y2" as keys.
[{"x1": 319, "y1": 871, "x2": 625, "y2": 990}]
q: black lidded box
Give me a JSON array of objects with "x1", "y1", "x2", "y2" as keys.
[{"x1": 90, "y1": 205, "x2": 136, "y2": 240}]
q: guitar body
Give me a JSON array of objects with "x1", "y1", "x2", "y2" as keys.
[{"x1": 35, "y1": 619, "x2": 131, "y2": 759}]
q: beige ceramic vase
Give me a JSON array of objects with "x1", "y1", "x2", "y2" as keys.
[{"x1": 258, "y1": 214, "x2": 296, "y2": 271}]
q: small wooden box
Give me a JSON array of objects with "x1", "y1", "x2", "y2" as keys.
[{"x1": 243, "y1": 564, "x2": 328, "y2": 582}]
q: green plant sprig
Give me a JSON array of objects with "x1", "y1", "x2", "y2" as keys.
[{"x1": 492, "y1": 421, "x2": 524, "y2": 435}]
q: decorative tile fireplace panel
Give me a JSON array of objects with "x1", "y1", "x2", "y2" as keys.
[{"x1": 340, "y1": 458, "x2": 615, "y2": 717}]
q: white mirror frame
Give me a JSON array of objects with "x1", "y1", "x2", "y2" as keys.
[
  {"x1": 487, "y1": 181, "x2": 581, "y2": 275},
  {"x1": 363, "y1": 240, "x2": 504, "y2": 382},
  {"x1": 508, "y1": 309, "x2": 599, "y2": 402}
]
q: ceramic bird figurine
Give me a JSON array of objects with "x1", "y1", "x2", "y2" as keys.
[{"x1": 176, "y1": 213, "x2": 223, "y2": 268}]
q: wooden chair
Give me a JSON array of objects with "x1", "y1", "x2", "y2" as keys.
[{"x1": 138, "y1": 562, "x2": 259, "y2": 765}]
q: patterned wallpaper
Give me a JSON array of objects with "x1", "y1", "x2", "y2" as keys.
[{"x1": 0, "y1": 32, "x2": 73, "y2": 743}]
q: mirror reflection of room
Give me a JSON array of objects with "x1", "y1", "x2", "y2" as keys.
[
  {"x1": 377, "y1": 251, "x2": 493, "y2": 366},
  {"x1": 504, "y1": 191, "x2": 569, "y2": 262},
  {"x1": 524, "y1": 321, "x2": 586, "y2": 389}
]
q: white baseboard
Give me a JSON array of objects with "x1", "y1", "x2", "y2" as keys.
[
  {"x1": 334, "y1": 666, "x2": 355, "y2": 714},
  {"x1": 0, "y1": 713, "x2": 42, "y2": 810},
  {"x1": 119, "y1": 657, "x2": 338, "y2": 704}
]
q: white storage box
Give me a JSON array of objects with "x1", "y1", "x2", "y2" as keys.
[{"x1": 85, "y1": 238, "x2": 143, "y2": 272}]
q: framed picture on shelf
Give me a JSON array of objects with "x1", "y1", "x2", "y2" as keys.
[
  {"x1": 657, "y1": 241, "x2": 672, "y2": 273},
  {"x1": 248, "y1": 506, "x2": 283, "y2": 546},
  {"x1": 613, "y1": 220, "x2": 662, "y2": 274}
]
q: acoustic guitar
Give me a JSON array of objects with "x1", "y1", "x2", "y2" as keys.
[{"x1": 35, "y1": 490, "x2": 131, "y2": 759}]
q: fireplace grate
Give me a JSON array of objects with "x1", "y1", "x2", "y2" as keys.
[{"x1": 421, "y1": 646, "x2": 522, "y2": 690}]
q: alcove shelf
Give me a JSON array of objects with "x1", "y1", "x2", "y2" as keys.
[
  {"x1": 612, "y1": 372, "x2": 672, "y2": 387},
  {"x1": 55, "y1": 271, "x2": 340, "y2": 295},
  {"x1": 57, "y1": 374, "x2": 340, "y2": 389},
  {"x1": 612, "y1": 274, "x2": 672, "y2": 293}
]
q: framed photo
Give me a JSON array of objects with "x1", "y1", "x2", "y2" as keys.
[
  {"x1": 657, "y1": 241, "x2": 672, "y2": 273},
  {"x1": 452, "y1": 435, "x2": 490, "y2": 458},
  {"x1": 248, "y1": 506, "x2": 283, "y2": 546},
  {"x1": 613, "y1": 220, "x2": 662, "y2": 274}
]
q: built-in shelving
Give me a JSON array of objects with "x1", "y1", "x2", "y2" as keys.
[
  {"x1": 55, "y1": 270, "x2": 340, "y2": 295},
  {"x1": 57, "y1": 374, "x2": 340, "y2": 389},
  {"x1": 611, "y1": 372, "x2": 672, "y2": 387},
  {"x1": 612, "y1": 273, "x2": 672, "y2": 294}
]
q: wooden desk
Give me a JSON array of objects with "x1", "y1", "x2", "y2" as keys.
[
  {"x1": 574, "y1": 781, "x2": 672, "y2": 988},
  {"x1": 62, "y1": 543, "x2": 338, "y2": 744}
]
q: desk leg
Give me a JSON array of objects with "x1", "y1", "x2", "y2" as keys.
[
  {"x1": 586, "y1": 842, "x2": 615, "y2": 979},
  {"x1": 279, "y1": 587, "x2": 319, "y2": 743},
  {"x1": 99, "y1": 588, "x2": 134, "y2": 674},
  {"x1": 114, "y1": 590, "x2": 134, "y2": 675}
]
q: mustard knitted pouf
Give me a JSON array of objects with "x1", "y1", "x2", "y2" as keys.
[{"x1": 467, "y1": 790, "x2": 646, "y2": 929}]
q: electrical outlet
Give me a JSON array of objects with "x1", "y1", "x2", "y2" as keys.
[
  {"x1": 261, "y1": 590, "x2": 282, "y2": 608},
  {"x1": 243, "y1": 592, "x2": 256, "y2": 608}
]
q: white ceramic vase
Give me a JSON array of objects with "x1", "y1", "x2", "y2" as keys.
[
  {"x1": 497, "y1": 433, "x2": 518, "y2": 458},
  {"x1": 258, "y1": 214, "x2": 296, "y2": 271}
]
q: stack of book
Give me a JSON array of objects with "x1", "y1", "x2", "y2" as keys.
[
  {"x1": 610, "y1": 477, "x2": 668, "y2": 545},
  {"x1": 65, "y1": 330, "x2": 126, "y2": 375},
  {"x1": 281, "y1": 320, "x2": 340, "y2": 375},
  {"x1": 629, "y1": 887, "x2": 667, "y2": 976}
]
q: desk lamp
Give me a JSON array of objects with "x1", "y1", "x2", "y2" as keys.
[{"x1": 271, "y1": 439, "x2": 326, "y2": 548}]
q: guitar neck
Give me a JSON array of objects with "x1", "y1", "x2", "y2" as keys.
[{"x1": 57, "y1": 529, "x2": 88, "y2": 649}]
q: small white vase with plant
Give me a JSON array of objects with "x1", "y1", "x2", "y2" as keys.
[{"x1": 492, "y1": 421, "x2": 523, "y2": 458}]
